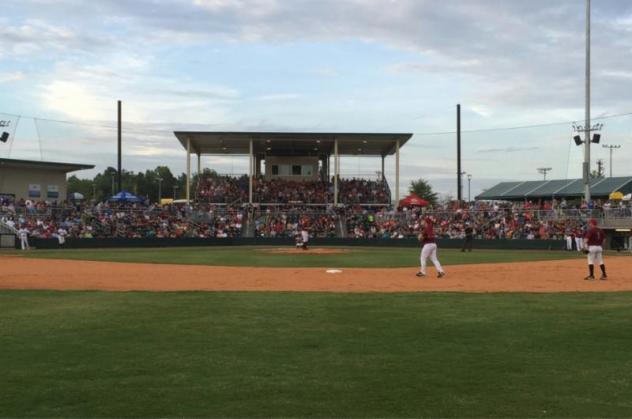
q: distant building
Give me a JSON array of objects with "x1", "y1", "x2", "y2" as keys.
[{"x1": 0, "y1": 158, "x2": 94, "y2": 201}]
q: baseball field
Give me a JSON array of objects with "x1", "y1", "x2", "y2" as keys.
[{"x1": 2, "y1": 246, "x2": 632, "y2": 417}]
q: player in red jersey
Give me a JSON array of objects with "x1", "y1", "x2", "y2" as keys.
[
  {"x1": 583, "y1": 219, "x2": 607, "y2": 280},
  {"x1": 416, "y1": 217, "x2": 445, "y2": 278}
]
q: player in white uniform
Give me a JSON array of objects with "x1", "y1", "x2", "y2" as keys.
[
  {"x1": 55, "y1": 227, "x2": 68, "y2": 246},
  {"x1": 18, "y1": 226, "x2": 30, "y2": 250},
  {"x1": 300, "y1": 229, "x2": 309, "y2": 250}
]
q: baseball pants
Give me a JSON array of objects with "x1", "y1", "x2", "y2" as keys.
[
  {"x1": 575, "y1": 237, "x2": 584, "y2": 252},
  {"x1": 420, "y1": 243, "x2": 444, "y2": 275},
  {"x1": 587, "y1": 245, "x2": 603, "y2": 265},
  {"x1": 565, "y1": 236, "x2": 573, "y2": 250}
]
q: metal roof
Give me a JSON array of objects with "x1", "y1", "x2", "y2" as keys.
[
  {"x1": 0, "y1": 158, "x2": 94, "y2": 173},
  {"x1": 476, "y1": 176, "x2": 632, "y2": 200},
  {"x1": 173, "y1": 131, "x2": 413, "y2": 157}
]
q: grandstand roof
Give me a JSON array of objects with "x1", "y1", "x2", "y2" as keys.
[
  {"x1": 476, "y1": 177, "x2": 632, "y2": 200},
  {"x1": 174, "y1": 131, "x2": 412, "y2": 156},
  {"x1": 0, "y1": 158, "x2": 94, "y2": 173}
]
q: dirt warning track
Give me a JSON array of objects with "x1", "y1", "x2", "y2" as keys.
[{"x1": 2, "y1": 255, "x2": 632, "y2": 292}]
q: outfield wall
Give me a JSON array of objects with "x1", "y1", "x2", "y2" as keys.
[{"x1": 22, "y1": 237, "x2": 566, "y2": 250}]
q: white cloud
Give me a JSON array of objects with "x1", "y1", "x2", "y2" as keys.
[{"x1": 0, "y1": 71, "x2": 25, "y2": 83}]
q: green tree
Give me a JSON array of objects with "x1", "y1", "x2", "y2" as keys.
[
  {"x1": 409, "y1": 178, "x2": 438, "y2": 206},
  {"x1": 67, "y1": 175, "x2": 94, "y2": 200}
]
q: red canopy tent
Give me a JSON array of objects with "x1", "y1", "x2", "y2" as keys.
[{"x1": 399, "y1": 193, "x2": 429, "y2": 207}]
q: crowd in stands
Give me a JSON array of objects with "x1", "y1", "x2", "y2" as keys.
[
  {"x1": 2, "y1": 188, "x2": 631, "y2": 245},
  {"x1": 196, "y1": 175, "x2": 390, "y2": 204},
  {"x1": 344, "y1": 204, "x2": 589, "y2": 240},
  {"x1": 1, "y1": 197, "x2": 244, "y2": 240},
  {"x1": 253, "y1": 207, "x2": 338, "y2": 238}
]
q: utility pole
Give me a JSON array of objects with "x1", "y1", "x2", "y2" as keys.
[
  {"x1": 157, "y1": 177, "x2": 163, "y2": 203},
  {"x1": 602, "y1": 144, "x2": 621, "y2": 177},
  {"x1": 456, "y1": 104, "x2": 462, "y2": 203},
  {"x1": 583, "y1": 0, "x2": 591, "y2": 202},
  {"x1": 596, "y1": 159, "x2": 604, "y2": 178},
  {"x1": 537, "y1": 167, "x2": 552, "y2": 180},
  {"x1": 117, "y1": 100, "x2": 122, "y2": 193}
]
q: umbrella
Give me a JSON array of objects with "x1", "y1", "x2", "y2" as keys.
[
  {"x1": 399, "y1": 193, "x2": 429, "y2": 207},
  {"x1": 609, "y1": 191, "x2": 624, "y2": 200},
  {"x1": 68, "y1": 192, "x2": 84, "y2": 200},
  {"x1": 108, "y1": 191, "x2": 143, "y2": 202},
  {"x1": 623, "y1": 193, "x2": 631, "y2": 201}
]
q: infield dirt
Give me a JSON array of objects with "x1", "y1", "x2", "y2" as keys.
[{"x1": 2, "y1": 254, "x2": 631, "y2": 292}]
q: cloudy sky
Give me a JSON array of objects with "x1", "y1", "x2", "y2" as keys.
[{"x1": 1, "y1": 0, "x2": 632, "y2": 198}]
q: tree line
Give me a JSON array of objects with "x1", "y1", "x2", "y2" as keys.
[{"x1": 67, "y1": 166, "x2": 216, "y2": 202}]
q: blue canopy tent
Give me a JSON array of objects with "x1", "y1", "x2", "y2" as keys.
[{"x1": 108, "y1": 191, "x2": 143, "y2": 203}]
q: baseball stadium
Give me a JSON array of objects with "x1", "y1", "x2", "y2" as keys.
[{"x1": 2, "y1": 1, "x2": 632, "y2": 418}]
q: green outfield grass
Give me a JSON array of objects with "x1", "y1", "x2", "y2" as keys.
[
  {"x1": 16, "y1": 246, "x2": 585, "y2": 268},
  {"x1": 2, "y1": 291, "x2": 632, "y2": 417}
]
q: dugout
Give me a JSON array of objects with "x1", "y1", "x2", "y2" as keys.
[{"x1": 174, "y1": 131, "x2": 412, "y2": 205}]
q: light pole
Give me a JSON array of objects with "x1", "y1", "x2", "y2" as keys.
[
  {"x1": 111, "y1": 175, "x2": 115, "y2": 196},
  {"x1": 157, "y1": 177, "x2": 163, "y2": 203},
  {"x1": 459, "y1": 171, "x2": 466, "y2": 203},
  {"x1": 92, "y1": 183, "x2": 96, "y2": 201},
  {"x1": 173, "y1": 185, "x2": 179, "y2": 199},
  {"x1": 537, "y1": 167, "x2": 552, "y2": 180},
  {"x1": 467, "y1": 174, "x2": 472, "y2": 203},
  {"x1": 467, "y1": 174, "x2": 472, "y2": 202},
  {"x1": 602, "y1": 144, "x2": 621, "y2": 177}
]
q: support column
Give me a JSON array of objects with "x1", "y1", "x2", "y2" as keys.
[
  {"x1": 249, "y1": 139, "x2": 253, "y2": 204},
  {"x1": 186, "y1": 138, "x2": 191, "y2": 202},
  {"x1": 381, "y1": 155, "x2": 385, "y2": 181},
  {"x1": 197, "y1": 153, "x2": 201, "y2": 176},
  {"x1": 395, "y1": 140, "x2": 400, "y2": 205},
  {"x1": 334, "y1": 139, "x2": 339, "y2": 205}
]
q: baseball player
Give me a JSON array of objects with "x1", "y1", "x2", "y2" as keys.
[
  {"x1": 574, "y1": 225, "x2": 584, "y2": 252},
  {"x1": 461, "y1": 222, "x2": 473, "y2": 252},
  {"x1": 416, "y1": 217, "x2": 445, "y2": 278},
  {"x1": 55, "y1": 227, "x2": 68, "y2": 246},
  {"x1": 18, "y1": 225, "x2": 30, "y2": 251},
  {"x1": 583, "y1": 219, "x2": 607, "y2": 280},
  {"x1": 300, "y1": 228, "x2": 309, "y2": 250}
]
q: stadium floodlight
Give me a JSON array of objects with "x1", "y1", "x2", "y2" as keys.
[
  {"x1": 602, "y1": 144, "x2": 621, "y2": 177},
  {"x1": 572, "y1": 122, "x2": 602, "y2": 146},
  {"x1": 537, "y1": 167, "x2": 552, "y2": 180}
]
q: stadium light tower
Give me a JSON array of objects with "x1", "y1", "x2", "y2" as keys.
[
  {"x1": 467, "y1": 174, "x2": 472, "y2": 202},
  {"x1": 537, "y1": 167, "x2": 552, "y2": 180},
  {"x1": 602, "y1": 144, "x2": 621, "y2": 177}
]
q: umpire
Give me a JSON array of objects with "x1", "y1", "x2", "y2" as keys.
[{"x1": 461, "y1": 222, "x2": 473, "y2": 252}]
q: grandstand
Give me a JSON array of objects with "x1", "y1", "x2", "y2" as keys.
[{"x1": 173, "y1": 131, "x2": 412, "y2": 206}]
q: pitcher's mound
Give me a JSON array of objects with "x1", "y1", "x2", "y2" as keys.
[{"x1": 259, "y1": 247, "x2": 350, "y2": 255}]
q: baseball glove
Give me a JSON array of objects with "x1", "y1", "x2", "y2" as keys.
[{"x1": 581, "y1": 248, "x2": 589, "y2": 254}]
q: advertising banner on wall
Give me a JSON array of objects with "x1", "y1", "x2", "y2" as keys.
[
  {"x1": 28, "y1": 184, "x2": 41, "y2": 198},
  {"x1": 47, "y1": 185, "x2": 59, "y2": 199}
]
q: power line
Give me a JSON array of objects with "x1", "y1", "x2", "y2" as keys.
[
  {"x1": 1, "y1": 110, "x2": 632, "y2": 138},
  {"x1": 411, "y1": 111, "x2": 632, "y2": 136}
]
